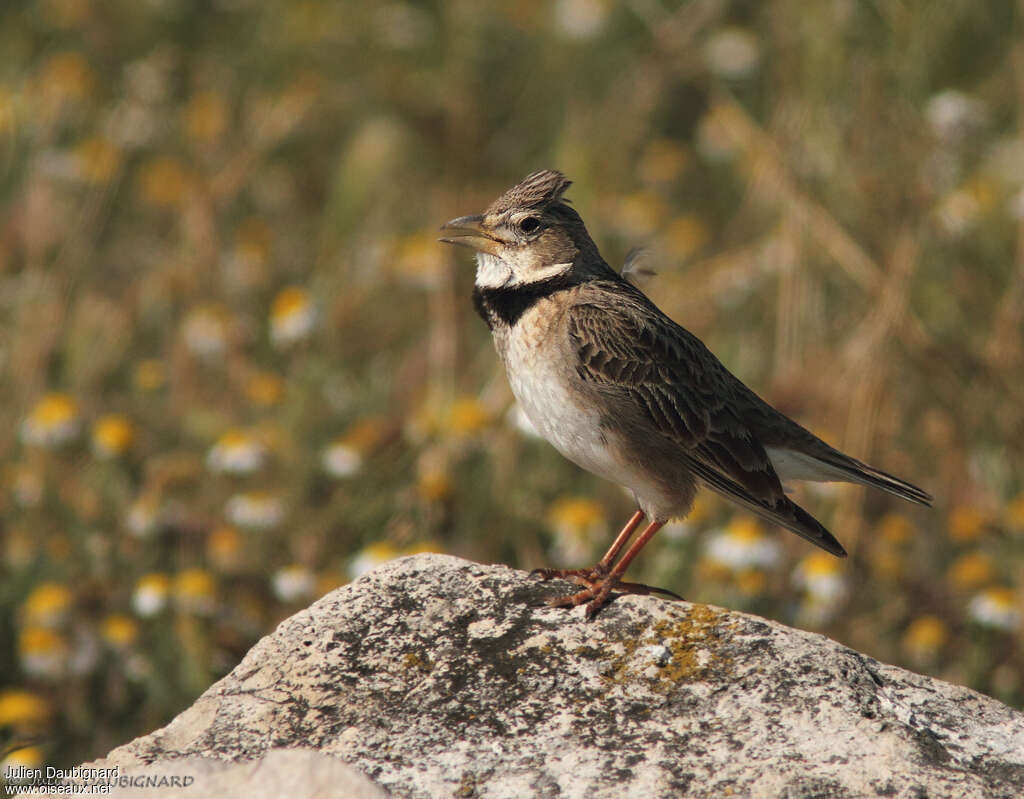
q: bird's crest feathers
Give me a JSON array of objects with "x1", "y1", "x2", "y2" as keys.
[{"x1": 486, "y1": 170, "x2": 573, "y2": 215}]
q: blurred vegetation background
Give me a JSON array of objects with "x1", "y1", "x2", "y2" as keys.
[{"x1": 1, "y1": 0, "x2": 1023, "y2": 774}]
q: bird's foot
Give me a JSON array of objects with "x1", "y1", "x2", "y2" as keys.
[{"x1": 531, "y1": 566, "x2": 683, "y2": 618}]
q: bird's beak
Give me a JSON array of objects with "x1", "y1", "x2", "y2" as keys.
[{"x1": 439, "y1": 215, "x2": 501, "y2": 257}]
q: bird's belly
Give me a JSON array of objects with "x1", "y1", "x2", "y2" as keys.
[{"x1": 504, "y1": 345, "x2": 648, "y2": 495}]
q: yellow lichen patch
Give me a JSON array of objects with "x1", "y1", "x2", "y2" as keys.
[
  {"x1": 601, "y1": 604, "x2": 731, "y2": 690},
  {"x1": 650, "y1": 605, "x2": 731, "y2": 686},
  {"x1": 401, "y1": 652, "x2": 433, "y2": 674}
]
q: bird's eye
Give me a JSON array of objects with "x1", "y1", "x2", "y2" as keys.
[{"x1": 518, "y1": 216, "x2": 541, "y2": 234}]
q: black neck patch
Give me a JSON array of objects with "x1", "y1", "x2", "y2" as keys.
[{"x1": 473, "y1": 273, "x2": 578, "y2": 330}]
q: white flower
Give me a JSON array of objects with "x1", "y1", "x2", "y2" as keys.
[
  {"x1": 553, "y1": 0, "x2": 609, "y2": 40},
  {"x1": 126, "y1": 495, "x2": 161, "y2": 538},
  {"x1": 925, "y1": 90, "x2": 986, "y2": 140},
  {"x1": 182, "y1": 306, "x2": 229, "y2": 359},
  {"x1": 704, "y1": 518, "x2": 780, "y2": 571},
  {"x1": 322, "y1": 440, "x2": 363, "y2": 478},
  {"x1": 207, "y1": 430, "x2": 266, "y2": 475},
  {"x1": 792, "y1": 553, "x2": 847, "y2": 605},
  {"x1": 226, "y1": 492, "x2": 284, "y2": 529},
  {"x1": 272, "y1": 565, "x2": 317, "y2": 603},
  {"x1": 968, "y1": 588, "x2": 1019, "y2": 631},
  {"x1": 20, "y1": 394, "x2": 80, "y2": 447},
  {"x1": 348, "y1": 542, "x2": 401, "y2": 580},
  {"x1": 705, "y1": 28, "x2": 760, "y2": 79},
  {"x1": 132, "y1": 574, "x2": 170, "y2": 618},
  {"x1": 270, "y1": 286, "x2": 317, "y2": 347}
]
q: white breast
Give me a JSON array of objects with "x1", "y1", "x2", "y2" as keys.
[{"x1": 498, "y1": 311, "x2": 648, "y2": 497}]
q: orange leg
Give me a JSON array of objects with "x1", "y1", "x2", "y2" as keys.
[
  {"x1": 532, "y1": 514, "x2": 679, "y2": 618},
  {"x1": 530, "y1": 509, "x2": 645, "y2": 583}
]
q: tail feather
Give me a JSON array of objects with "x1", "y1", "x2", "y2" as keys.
[
  {"x1": 766, "y1": 446, "x2": 932, "y2": 507},
  {"x1": 819, "y1": 454, "x2": 933, "y2": 507},
  {"x1": 683, "y1": 452, "x2": 848, "y2": 557}
]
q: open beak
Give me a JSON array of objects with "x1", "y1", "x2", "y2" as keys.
[{"x1": 439, "y1": 215, "x2": 501, "y2": 257}]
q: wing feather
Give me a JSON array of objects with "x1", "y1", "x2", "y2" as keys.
[{"x1": 569, "y1": 288, "x2": 786, "y2": 504}]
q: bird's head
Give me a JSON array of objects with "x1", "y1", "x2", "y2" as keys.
[{"x1": 440, "y1": 170, "x2": 609, "y2": 289}]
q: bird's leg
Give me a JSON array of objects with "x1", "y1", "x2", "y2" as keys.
[
  {"x1": 541, "y1": 520, "x2": 674, "y2": 618},
  {"x1": 530, "y1": 509, "x2": 645, "y2": 583}
]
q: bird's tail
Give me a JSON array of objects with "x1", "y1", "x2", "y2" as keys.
[{"x1": 766, "y1": 446, "x2": 932, "y2": 507}]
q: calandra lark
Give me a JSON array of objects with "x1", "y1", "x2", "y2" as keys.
[{"x1": 441, "y1": 170, "x2": 931, "y2": 617}]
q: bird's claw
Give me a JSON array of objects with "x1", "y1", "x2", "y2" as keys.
[{"x1": 532, "y1": 566, "x2": 683, "y2": 617}]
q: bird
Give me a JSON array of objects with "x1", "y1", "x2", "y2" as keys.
[{"x1": 440, "y1": 169, "x2": 931, "y2": 618}]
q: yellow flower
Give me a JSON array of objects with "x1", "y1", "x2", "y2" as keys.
[
  {"x1": 793, "y1": 552, "x2": 847, "y2": 604},
  {"x1": 74, "y1": 135, "x2": 121, "y2": 183},
  {"x1": 132, "y1": 573, "x2": 170, "y2": 617},
  {"x1": 21, "y1": 583, "x2": 73, "y2": 628},
  {"x1": 184, "y1": 89, "x2": 229, "y2": 144},
  {"x1": 1004, "y1": 493, "x2": 1024, "y2": 534},
  {"x1": 207, "y1": 525, "x2": 244, "y2": 572},
  {"x1": 21, "y1": 393, "x2": 80, "y2": 447},
  {"x1": 9, "y1": 465, "x2": 44, "y2": 508},
  {"x1": 704, "y1": 516, "x2": 781, "y2": 571},
  {"x1": 182, "y1": 305, "x2": 230, "y2": 359},
  {"x1": 137, "y1": 156, "x2": 192, "y2": 209},
  {"x1": 395, "y1": 231, "x2": 447, "y2": 287},
  {"x1": 416, "y1": 448, "x2": 452, "y2": 502},
  {"x1": 270, "y1": 286, "x2": 317, "y2": 347},
  {"x1": 948, "y1": 505, "x2": 987, "y2": 543},
  {"x1": 735, "y1": 568, "x2": 768, "y2": 596},
  {"x1": 207, "y1": 429, "x2": 266, "y2": 475},
  {"x1": 870, "y1": 543, "x2": 906, "y2": 582},
  {"x1": 638, "y1": 139, "x2": 689, "y2": 186},
  {"x1": 444, "y1": 396, "x2": 491, "y2": 436},
  {"x1": 348, "y1": 542, "x2": 401, "y2": 580},
  {"x1": 19, "y1": 627, "x2": 69, "y2": 679},
  {"x1": 39, "y1": 51, "x2": 94, "y2": 105},
  {"x1": 947, "y1": 551, "x2": 995, "y2": 592},
  {"x1": 902, "y1": 616, "x2": 949, "y2": 662},
  {"x1": 662, "y1": 215, "x2": 708, "y2": 261},
  {"x1": 967, "y1": 587, "x2": 1019, "y2": 631},
  {"x1": 91, "y1": 414, "x2": 136, "y2": 458},
  {"x1": 227, "y1": 218, "x2": 273, "y2": 289},
  {"x1": 405, "y1": 540, "x2": 441, "y2": 556},
  {"x1": 417, "y1": 468, "x2": 452, "y2": 502},
  {"x1": 134, "y1": 359, "x2": 167, "y2": 392},
  {"x1": 0, "y1": 690, "x2": 50, "y2": 728},
  {"x1": 245, "y1": 371, "x2": 286, "y2": 407},
  {"x1": 547, "y1": 497, "x2": 607, "y2": 562},
  {"x1": 174, "y1": 569, "x2": 217, "y2": 615},
  {"x1": 615, "y1": 191, "x2": 668, "y2": 237},
  {"x1": 2, "y1": 746, "x2": 44, "y2": 776},
  {"x1": 101, "y1": 614, "x2": 138, "y2": 648},
  {"x1": 316, "y1": 572, "x2": 346, "y2": 595},
  {"x1": 878, "y1": 513, "x2": 915, "y2": 544}
]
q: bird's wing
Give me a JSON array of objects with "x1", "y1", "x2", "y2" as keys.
[{"x1": 567, "y1": 287, "x2": 846, "y2": 556}]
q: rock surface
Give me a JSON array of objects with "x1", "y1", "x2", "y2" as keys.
[{"x1": 85, "y1": 554, "x2": 1024, "y2": 798}]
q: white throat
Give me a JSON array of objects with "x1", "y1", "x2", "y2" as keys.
[
  {"x1": 474, "y1": 253, "x2": 574, "y2": 289},
  {"x1": 474, "y1": 253, "x2": 512, "y2": 289}
]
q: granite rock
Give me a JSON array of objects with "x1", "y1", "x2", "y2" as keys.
[{"x1": 84, "y1": 554, "x2": 1024, "y2": 798}]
